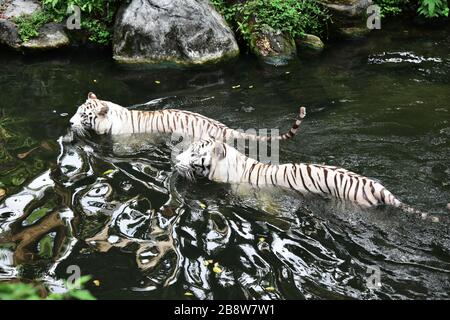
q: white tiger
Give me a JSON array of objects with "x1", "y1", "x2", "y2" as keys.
[
  {"x1": 175, "y1": 139, "x2": 442, "y2": 222},
  {"x1": 69, "y1": 92, "x2": 306, "y2": 142}
]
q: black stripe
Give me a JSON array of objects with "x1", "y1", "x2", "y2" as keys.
[
  {"x1": 248, "y1": 163, "x2": 257, "y2": 184},
  {"x1": 306, "y1": 166, "x2": 319, "y2": 191},
  {"x1": 284, "y1": 166, "x2": 294, "y2": 189},
  {"x1": 299, "y1": 166, "x2": 311, "y2": 192},
  {"x1": 342, "y1": 177, "x2": 348, "y2": 200},
  {"x1": 353, "y1": 179, "x2": 360, "y2": 202},
  {"x1": 130, "y1": 111, "x2": 135, "y2": 133},
  {"x1": 323, "y1": 168, "x2": 332, "y2": 195}
]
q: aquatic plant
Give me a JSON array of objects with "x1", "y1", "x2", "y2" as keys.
[
  {"x1": 0, "y1": 116, "x2": 47, "y2": 193},
  {"x1": 0, "y1": 276, "x2": 96, "y2": 300}
]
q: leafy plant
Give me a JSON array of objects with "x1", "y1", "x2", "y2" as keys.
[
  {"x1": 374, "y1": 0, "x2": 409, "y2": 17},
  {"x1": 418, "y1": 0, "x2": 449, "y2": 17},
  {"x1": 374, "y1": 0, "x2": 449, "y2": 18},
  {"x1": 0, "y1": 276, "x2": 96, "y2": 300},
  {"x1": 13, "y1": 0, "x2": 123, "y2": 44},
  {"x1": 210, "y1": 0, "x2": 329, "y2": 45},
  {"x1": 13, "y1": 10, "x2": 59, "y2": 42}
]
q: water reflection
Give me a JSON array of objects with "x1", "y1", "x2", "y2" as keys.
[{"x1": 1, "y1": 20, "x2": 450, "y2": 299}]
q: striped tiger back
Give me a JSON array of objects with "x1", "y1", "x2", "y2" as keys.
[
  {"x1": 70, "y1": 92, "x2": 306, "y2": 143},
  {"x1": 175, "y1": 139, "x2": 440, "y2": 222}
]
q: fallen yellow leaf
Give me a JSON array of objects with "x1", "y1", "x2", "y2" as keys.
[
  {"x1": 265, "y1": 286, "x2": 276, "y2": 292},
  {"x1": 93, "y1": 280, "x2": 100, "y2": 287},
  {"x1": 248, "y1": 85, "x2": 254, "y2": 89},
  {"x1": 259, "y1": 237, "x2": 265, "y2": 242},
  {"x1": 155, "y1": 80, "x2": 161, "y2": 84},
  {"x1": 0, "y1": 188, "x2": 6, "y2": 197},
  {"x1": 203, "y1": 260, "x2": 210, "y2": 266},
  {"x1": 199, "y1": 202, "x2": 206, "y2": 209},
  {"x1": 213, "y1": 263, "x2": 222, "y2": 274},
  {"x1": 232, "y1": 85, "x2": 241, "y2": 89},
  {"x1": 184, "y1": 291, "x2": 194, "y2": 296},
  {"x1": 103, "y1": 169, "x2": 114, "y2": 175}
]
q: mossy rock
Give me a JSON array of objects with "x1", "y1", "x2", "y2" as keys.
[
  {"x1": 296, "y1": 34, "x2": 325, "y2": 52},
  {"x1": 337, "y1": 26, "x2": 371, "y2": 39},
  {"x1": 249, "y1": 26, "x2": 296, "y2": 64},
  {"x1": 20, "y1": 22, "x2": 69, "y2": 50}
]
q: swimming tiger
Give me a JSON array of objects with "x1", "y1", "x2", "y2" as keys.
[
  {"x1": 69, "y1": 92, "x2": 306, "y2": 142},
  {"x1": 174, "y1": 139, "x2": 442, "y2": 222}
]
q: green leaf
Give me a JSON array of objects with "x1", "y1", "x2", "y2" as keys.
[
  {"x1": 11, "y1": 176, "x2": 26, "y2": 186},
  {"x1": 69, "y1": 290, "x2": 96, "y2": 300}
]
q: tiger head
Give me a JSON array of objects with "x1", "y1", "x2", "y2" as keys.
[
  {"x1": 174, "y1": 139, "x2": 226, "y2": 180},
  {"x1": 69, "y1": 92, "x2": 112, "y2": 135}
]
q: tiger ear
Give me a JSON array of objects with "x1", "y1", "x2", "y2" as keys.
[
  {"x1": 213, "y1": 142, "x2": 226, "y2": 160},
  {"x1": 98, "y1": 102, "x2": 109, "y2": 116},
  {"x1": 88, "y1": 92, "x2": 97, "y2": 100}
]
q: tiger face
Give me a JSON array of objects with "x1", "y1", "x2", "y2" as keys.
[
  {"x1": 69, "y1": 92, "x2": 111, "y2": 135},
  {"x1": 175, "y1": 139, "x2": 226, "y2": 180}
]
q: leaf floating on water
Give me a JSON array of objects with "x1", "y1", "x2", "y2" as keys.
[
  {"x1": 155, "y1": 80, "x2": 161, "y2": 84},
  {"x1": 40, "y1": 141, "x2": 53, "y2": 151},
  {"x1": 232, "y1": 85, "x2": 241, "y2": 89},
  {"x1": 258, "y1": 237, "x2": 265, "y2": 242},
  {"x1": 11, "y1": 177, "x2": 26, "y2": 186},
  {"x1": 285, "y1": 71, "x2": 291, "y2": 74},
  {"x1": 213, "y1": 262, "x2": 222, "y2": 274},
  {"x1": 248, "y1": 85, "x2": 254, "y2": 89},
  {"x1": 93, "y1": 79, "x2": 97, "y2": 83},
  {"x1": 203, "y1": 260, "x2": 210, "y2": 266},
  {"x1": 199, "y1": 202, "x2": 207, "y2": 209},
  {"x1": 265, "y1": 286, "x2": 276, "y2": 292},
  {"x1": 102, "y1": 169, "x2": 114, "y2": 176},
  {"x1": 0, "y1": 188, "x2": 6, "y2": 197},
  {"x1": 184, "y1": 291, "x2": 194, "y2": 296},
  {"x1": 17, "y1": 146, "x2": 40, "y2": 159},
  {"x1": 93, "y1": 280, "x2": 100, "y2": 287}
]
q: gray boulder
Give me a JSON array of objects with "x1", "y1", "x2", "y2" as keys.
[
  {"x1": 322, "y1": 0, "x2": 372, "y2": 17},
  {"x1": 0, "y1": 0, "x2": 41, "y2": 49},
  {"x1": 0, "y1": 0, "x2": 69, "y2": 50},
  {"x1": 296, "y1": 34, "x2": 325, "y2": 52},
  {"x1": 249, "y1": 26, "x2": 296, "y2": 65},
  {"x1": 2, "y1": 0, "x2": 40, "y2": 18},
  {"x1": 21, "y1": 22, "x2": 69, "y2": 49},
  {"x1": 113, "y1": 0, "x2": 239, "y2": 65},
  {"x1": 321, "y1": 0, "x2": 372, "y2": 39},
  {"x1": 0, "y1": 19, "x2": 21, "y2": 48}
]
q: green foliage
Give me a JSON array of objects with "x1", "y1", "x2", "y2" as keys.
[
  {"x1": 418, "y1": 0, "x2": 449, "y2": 17},
  {"x1": 82, "y1": 19, "x2": 111, "y2": 45},
  {"x1": 374, "y1": 0, "x2": 449, "y2": 18},
  {"x1": 374, "y1": 0, "x2": 409, "y2": 17},
  {"x1": 13, "y1": 0, "x2": 123, "y2": 44},
  {"x1": 210, "y1": 0, "x2": 329, "y2": 44},
  {"x1": 0, "y1": 276, "x2": 96, "y2": 300},
  {"x1": 13, "y1": 10, "x2": 58, "y2": 42},
  {"x1": 42, "y1": 0, "x2": 123, "y2": 45}
]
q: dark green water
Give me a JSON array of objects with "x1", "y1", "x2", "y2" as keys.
[{"x1": 0, "y1": 22, "x2": 449, "y2": 299}]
